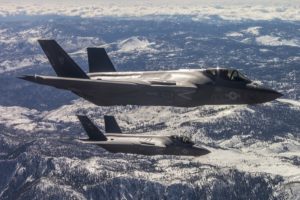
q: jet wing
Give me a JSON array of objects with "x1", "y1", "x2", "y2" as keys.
[
  {"x1": 19, "y1": 75, "x2": 148, "y2": 92},
  {"x1": 19, "y1": 75, "x2": 198, "y2": 106},
  {"x1": 19, "y1": 75, "x2": 197, "y2": 91}
]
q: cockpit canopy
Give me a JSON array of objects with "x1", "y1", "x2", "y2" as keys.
[
  {"x1": 170, "y1": 135, "x2": 194, "y2": 145},
  {"x1": 205, "y1": 68, "x2": 251, "y2": 83}
]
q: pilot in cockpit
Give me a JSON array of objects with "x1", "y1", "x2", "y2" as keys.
[{"x1": 205, "y1": 68, "x2": 251, "y2": 83}]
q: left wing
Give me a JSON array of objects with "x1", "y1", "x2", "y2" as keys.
[
  {"x1": 19, "y1": 75, "x2": 197, "y2": 92},
  {"x1": 18, "y1": 75, "x2": 146, "y2": 92}
]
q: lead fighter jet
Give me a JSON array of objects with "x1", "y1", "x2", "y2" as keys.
[
  {"x1": 77, "y1": 115, "x2": 210, "y2": 156},
  {"x1": 20, "y1": 40, "x2": 282, "y2": 107}
]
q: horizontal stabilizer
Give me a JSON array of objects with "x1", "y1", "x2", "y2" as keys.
[
  {"x1": 38, "y1": 40, "x2": 89, "y2": 79},
  {"x1": 87, "y1": 48, "x2": 116, "y2": 73},
  {"x1": 104, "y1": 116, "x2": 122, "y2": 133},
  {"x1": 77, "y1": 115, "x2": 107, "y2": 141}
]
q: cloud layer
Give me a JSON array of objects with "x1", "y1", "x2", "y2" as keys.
[{"x1": 0, "y1": 0, "x2": 300, "y2": 21}]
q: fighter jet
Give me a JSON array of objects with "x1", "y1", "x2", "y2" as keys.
[
  {"x1": 77, "y1": 115, "x2": 210, "y2": 156},
  {"x1": 19, "y1": 40, "x2": 282, "y2": 107}
]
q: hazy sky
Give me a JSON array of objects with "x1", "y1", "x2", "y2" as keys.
[
  {"x1": 1, "y1": 0, "x2": 300, "y2": 6},
  {"x1": 0, "y1": 0, "x2": 299, "y2": 21}
]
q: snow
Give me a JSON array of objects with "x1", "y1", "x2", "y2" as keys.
[
  {"x1": 259, "y1": 48, "x2": 270, "y2": 52},
  {"x1": 226, "y1": 32, "x2": 243, "y2": 37},
  {"x1": 37, "y1": 178, "x2": 86, "y2": 199},
  {"x1": 199, "y1": 147, "x2": 300, "y2": 177},
  {"x1": 117, "y1": 37, "x2": 158, "y2": 53},
  {"x1": 0, "y1": 106, "x2": 38, "y2": 131},
  {"x1": 277, "y1": 99, "x2": 300, "y2": 109},
  {"x1": 242, "y1": 26, "x2": 261, "y2": 36},
  {"x1": 256, "y1": 35, "x2": 300, "y2": 47},
  {"x1": 0, "y1": 106, "x2": 57, "y2": 131},
  {"x1": 0, "y1": 55, "x2": 48, "y2": 73},
  {"x1": 240, "y1": 38, "x2": 252, "y2": 44}
]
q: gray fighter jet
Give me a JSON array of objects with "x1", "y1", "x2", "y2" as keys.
[
  {"x1": 77, "y1": 115, "x2": 210, "y2": 156},
  {"x1": 19, "y1": 40, "x2": 282, "y2": 107}
]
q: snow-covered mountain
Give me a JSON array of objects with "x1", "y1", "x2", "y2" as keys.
[{"x1": 0, "y1": 9, "x2": 299, "y2": 200}]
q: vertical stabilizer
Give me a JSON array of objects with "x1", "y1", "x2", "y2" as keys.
[
  {"x1": 87, "y1": 48, "x2": 116, "y2": 73},
  {"x1": 77, "y1": 115, "x2": 107, "y2": 141},
  {"x1": 38, "y1": 40, "x2": 88, "y2": 79},
  {"x1": 104, "y1": 116, "x2": 122, "y2": 133}
]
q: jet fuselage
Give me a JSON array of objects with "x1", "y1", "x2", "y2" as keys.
[
  {"x1": 20, "y1": 40, "x2": 282, "y2": 107},
  {"x1": 79, "y1": 68, "x2": 282, "y2": 106},
  {"x1": 79, "y1": 134, "x2": 209, "y2": 156},
  {"x1": 76, "y1": 115, "x2": 209, "y2": 156}
]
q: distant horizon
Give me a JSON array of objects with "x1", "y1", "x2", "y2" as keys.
[{"x1": 0, "y1": 0, "x2": 299, "y2": 21}]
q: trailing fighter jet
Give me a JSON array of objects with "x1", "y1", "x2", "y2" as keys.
[
  {"x1": 77, "y1": 115, "x2": 210, "y2": 156},
  {"x1": 19, "y1": 40, "x2": 282, "y2": 107}
]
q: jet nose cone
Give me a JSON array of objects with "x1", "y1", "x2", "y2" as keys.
[
  {"x1": 193, "y1": 146, "x2": 210, "y2": 156},
  {"x1": 260, "y1": 88, "x2": 283, "y2": 103},
  {"x1": 247, "y1": 84, "x2": 283, "y2": 104},
  {"x1": 272, "y1": 90, "x2": 283, "y2": 99}
]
